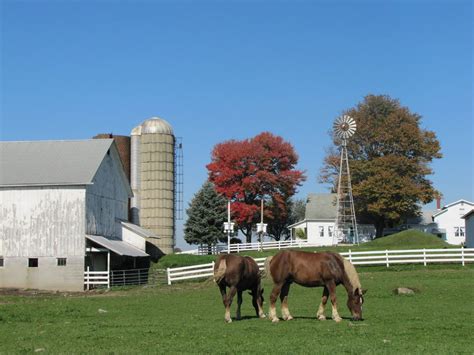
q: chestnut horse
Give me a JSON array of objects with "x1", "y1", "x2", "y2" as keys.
[
  {"x1": 214, "y1": 254, "x2": 265, "y2": 323},
  {"x1": 265, "y1": 250, "x2": 365, "y2": 323}
]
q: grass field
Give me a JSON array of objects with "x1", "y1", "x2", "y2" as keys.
[{"x1": 1, "y1": 264, "x2": 473, "y2": 354}]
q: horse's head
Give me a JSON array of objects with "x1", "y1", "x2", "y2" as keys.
[{"x1": 347, "y1": 288, "x2": 366, "y2": 321}]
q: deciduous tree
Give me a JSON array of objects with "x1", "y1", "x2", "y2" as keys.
[
  {"x1": 207, "y1": 132, "x2": 306, "y2": 243},
  {"x1": 184, "y1": 181, "x2": 227, "y2": 249},
  {"x1": 320, "y1": 95, "x2": 442, "y2": 237}
]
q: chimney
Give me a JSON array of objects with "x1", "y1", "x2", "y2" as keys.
[{"x1": 436, "y1": 197, "x2": 441, "y2": 210}]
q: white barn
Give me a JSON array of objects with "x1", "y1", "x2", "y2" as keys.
[
  {"x1": 0, "y1": 139, "x2": 152, "y2": 292},
  {"x1": 462, "y1": 209, "x2": 474, "y2": 248},
  {"x1": 432, "y1": 199, "x2": 474, "y2": 245}
]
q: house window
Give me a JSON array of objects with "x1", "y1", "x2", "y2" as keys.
[
  {"x1": 328, "y1": 226, "x2": 333, "y2": 238},
  {"x1": 319, "y1": 226, "x2": 325, "y2": 237},
  {"x1": 460, "y1": 227, "x2": 465, "y2": 237},
  {"x1": 57, "y1": 258, "x2": 67, "y2": 266},
  {"x1": 0, "y1": 257, "x2": 3, "y2": 267},
  {"x1": 28, "y1": 258, "x2": 38, "y2": 267}
]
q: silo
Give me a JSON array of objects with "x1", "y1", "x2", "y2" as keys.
[{"x1": 130, "y1": 117, "x2": 175, "y2": 254}]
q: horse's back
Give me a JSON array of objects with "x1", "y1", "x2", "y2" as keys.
[
  {"x1": 215, "y1": 254, "x2": 260, "y2": 290},
  {"x1": 269, "y1": 250, "x2": 345, "y2": 286}
]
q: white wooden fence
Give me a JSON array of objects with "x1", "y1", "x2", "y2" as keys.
[
  {"x1": 166, "y1": 248, "x2": 474, "y2": 285},
  {"x1": 84, "y1": 267, "x2": 109, "y2": 290}
]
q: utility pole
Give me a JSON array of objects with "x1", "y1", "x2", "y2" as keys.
[
  {"x1": 224, "y1": 200, "x2": 234, "y2": 254},
  {"x1": 256, "y1": 199, "x2": 267, "y2": 251}
]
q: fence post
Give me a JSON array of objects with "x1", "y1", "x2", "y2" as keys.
[
  {"x1": 348, "y1": 249, "x2": 352, "y2": 264},
  {"x1": 423, "y1": 249, "x2": 426, "y2": 266},
  {"x1": 167, "y1": 268, "x2": 171, "y2": 285},
  {"x1": 278, "y1": 240, "x2": 281, "y2": 250},
  {"x1": 86, "y1": 266, "x2": 90, "y2": 291},
  {"x1": 385, "y1": 250, "x2": 389, "y2": 268},
  {"x1": 461, "y1": 247, "x2": 465, "y2": 266}
]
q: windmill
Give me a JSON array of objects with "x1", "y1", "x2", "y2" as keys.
[{"x1": 333, "y1": 115, "x2": 359, "y2": 245}]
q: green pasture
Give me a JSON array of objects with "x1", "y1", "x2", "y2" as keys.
[{"x1": 1, "y1": 264, "x2": 473, "y2": 354}]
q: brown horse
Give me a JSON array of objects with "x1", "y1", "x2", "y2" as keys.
[
  {"x1": 265, "y1": 250, "x2": 365, "y2": 323},
  {"x1": 214, "y1": 254, "x2": 265, "y2": 323}
]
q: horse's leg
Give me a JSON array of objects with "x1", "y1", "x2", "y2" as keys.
[
  {"x1": 327, "y1": 281, "x2": 342, "y2": 323},
  {"x1": 280, "y1": 282, "x2": 293, "y2": 321},
  {"x1": 236, "y1": 290, "x2": 243, "y2": 320},
  {"x1": 251, "y1": 286, "x2": 266, "y2": 318},
  {"x1": 269, "y1": 283, "x2": 283, "y2": 323},
  {"x1": 317, "y1": 286, "x2": 329, "y2": 320},
  {"x1": 224, "y1": 286, "x2": 238, "y2": 323}
]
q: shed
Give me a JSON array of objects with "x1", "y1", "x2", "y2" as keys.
[{"x1": 462, "y1": 210, "x2": 474, "y2": 248}]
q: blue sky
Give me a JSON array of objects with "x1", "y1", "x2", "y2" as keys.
[{"x1": 1, "y1": 0, "x2": 472, "y2": 249}]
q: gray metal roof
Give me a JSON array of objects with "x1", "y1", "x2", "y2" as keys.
[
  {"x1": 121, "y1": 221, "x2": 159, "y2": 239},
  {"x1": 305, "y1": 193, "x2": 337, "y2": 220},
  {"x1": 86, "y1": 235, "x2": 149, "y2": 257},
  {"x1": 0, "y1": 139, "x2": 114, "y2": 187}
]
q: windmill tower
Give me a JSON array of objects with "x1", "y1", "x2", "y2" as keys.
[{"x1": 333, "y1": 115, "x2": 359, "y2": 245}]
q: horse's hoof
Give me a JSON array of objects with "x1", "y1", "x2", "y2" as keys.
[
  {"x1": 225, "y1": 318, "x2": 232, "y2": 323},
  {"x1": 333, "y1": 316, "x2": 342, "y2": 323},
  {"x1": 285, "y1": 315, "x2": 294, "y2": 321},
  {"x1": 259, "y1": 314, "x2": 267, "y2": 319},
  {"x1": 271, "y1": 317, "x2": 280, "y2": 323},
  {"x1": 317, "y1": 315, "x2": 326, "y2": 321}
]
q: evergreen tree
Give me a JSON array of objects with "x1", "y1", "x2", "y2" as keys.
[{"x1": 184, "y1": 181, "x2": 228, "y2": 248}]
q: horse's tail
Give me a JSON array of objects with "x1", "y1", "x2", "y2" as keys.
[
  {"x1": 263, "y1": 256, "x2": 274, "y2": 279},
  {"x1": 213, "y1": 257, "x2": 227, "y2": 284},
  {"x1": 340, "y1": 255, "x2": 362, "y2": 292}
]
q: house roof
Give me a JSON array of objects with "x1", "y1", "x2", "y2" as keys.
[
  {"x1": 0, "y1": 139, "x2": 115, "y2": 187},
  {"x1": 86, "y1": 234, "x2": 149, "y2": 257},
  {"x1": 432, "y1": 199, "x2": 474, "y2": 218},
  {"x1": 305, "y1": 193, "x2": 337, "y2": 220}
]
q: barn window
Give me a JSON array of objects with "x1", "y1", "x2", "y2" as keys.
[
  {"x1": 28, "y1": 258, "x2": 38, "y2": 267},
  {"x1": 0, "y1": 258, "x2": 3, "y2": 267},
  {"x1": 57, "y1": 258, "x2": 67, "y2": 266}
]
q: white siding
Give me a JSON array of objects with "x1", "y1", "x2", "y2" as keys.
[
  {"x1": 433, "y1": 201, "x2": 474, "y2": 245},
  {"x1": 86, "y1": 149, "x2": 129, "y2": 238},
  {"x1": 0, "y1": 186, "x2": 86, "y2": 257}
]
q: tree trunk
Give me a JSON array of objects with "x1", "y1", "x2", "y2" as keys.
[{"x1": 375, "y1": 218, "x2": 385, "y2": 238}]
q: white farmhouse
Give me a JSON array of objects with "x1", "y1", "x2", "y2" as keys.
[
  {"x1": 432, "y1": 199, "x2": 474, "y2": 245},
  {"x1": 289, "y1": 193, "x2": 375, "y2": 246},
  {"x1": 0, "y1": 139, "x2": 153, "y2": 292},
  {"x1": 462, "y1": 209, "x2": 474, "y2": 248}
]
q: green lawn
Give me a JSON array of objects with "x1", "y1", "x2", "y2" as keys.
[{"x1": 1, "y1": 265, "x2": 473, "y2": 353}]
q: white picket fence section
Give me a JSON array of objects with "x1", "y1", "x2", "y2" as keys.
[
  {"x1": 84, "y1": 267, "x2": 109, "y2": 290},
  {"x1": 166, "y1": 248, "x2": 474, "y2": 285}
]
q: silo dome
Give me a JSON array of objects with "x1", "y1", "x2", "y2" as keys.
[{"x1": 140, "y1": 117, "x2": 174, "y2": 135}]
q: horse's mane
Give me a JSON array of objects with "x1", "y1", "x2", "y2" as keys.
[{"x1": 340, "y1": 256, "x2": 361, "y2": 292}]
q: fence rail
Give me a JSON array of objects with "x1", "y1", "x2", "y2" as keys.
[
  {"x1": 166, "y1": 248, "x2": 474, "y2": 285},
  {"x1": 84, "y1": 268, "x2": 109, "y2": 290}
]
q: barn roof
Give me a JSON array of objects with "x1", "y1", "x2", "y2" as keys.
[{"x1": 0, "y1": 139, "x2": 116, "y2": 187}]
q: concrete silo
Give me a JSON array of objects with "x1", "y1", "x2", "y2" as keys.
[{"x1": 130, "y1": 117, "x2": 176, "y2": 254}]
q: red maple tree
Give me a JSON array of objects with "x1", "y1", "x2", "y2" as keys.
[{"x1": 207, "y1": 132, "x2": 306, "y2": 243}]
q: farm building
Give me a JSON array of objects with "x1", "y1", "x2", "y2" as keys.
[
  {"x1": 432, "y1": 199, "x2": 474, "y2": 245},
  {"x1": 289, "y1": 193, "x2": 375, "y2": 246},
  {"x1": 0, "y1": 139, "x2": 154, "y2": 292},
  {"x1": 461, "y1": 209, "x2": 474, "y2": 248}
]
